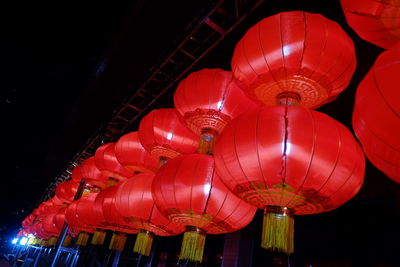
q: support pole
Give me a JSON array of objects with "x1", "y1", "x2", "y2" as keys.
[{"x1": 50, "y1": 178, "x2": 86, "y2": 267}]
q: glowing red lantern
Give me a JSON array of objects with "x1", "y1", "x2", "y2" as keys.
[
  {"x1": 95, "y1": 143, "x2": 132, "y2": 185},
  {"x1": 55, "y1": 180, "x2": 79, "y2": 204},
  {"x1": 114, "y1": 131, "x2": 158, "y2": 174},
  {"x1": 94, "y1": 186, "x2": 137, "y2": 250},
  {"x1": 114, "y1": 173, "x2": 184, "y2": 256},
  {"x1": 152, "y1": 154, "x2": 257, "y2": 262},
  {"x1": 353, "y1": 44, "x2": 400, "y2": 183},
  {"x1": 341, "y1": 0, "x2": 400, "y2": 49},
  {"x1": 214, "y1": 105, "x2": 365, "y2": 254},
  {"x1": 139, "y1": 108, "x2": 198, "y2": 162},
  {"x1": 174, "y1": 68, "x2": 259, "y2": 153},
  {"x1": 231, "y1": 11, "x2": 356, "y2": 109}
]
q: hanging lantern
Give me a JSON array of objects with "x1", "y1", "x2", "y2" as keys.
[
  {"x1": 353, "y1": 44, "x2": 400, "y2": 183},
  {"x1": 78, "y1": 157, "x2": 108, "y2": 192},
  {"x1": 114, "y1": 173, "x2": 184, "y2": 256},
  {"x1": 214, "y1": 105, "x2": 365, "y2": 254},
  {"x1": 231, "y1": 11, "x2": 356, "y2": 109},
  {"x1": 152, "y1": 154, "x2": 256, "y2": 262},
  {"x1": 94, "y1": 185, "x2": 137, "y2": 250},
  {"x1": 65, "y1": 198, "x2": 95, "y2": 246},
  {"x1": 174, "y1": 68, "x2": 259, "y2": 154},
  {"x1": 114, "y1": 131, "x2": 158, "y2": 174},
  {"x1": 94, "y1": 143, "x2": 133, "y2": 186},
  {"x1": 139, "y1": 108, "x2": 198, "y2": 163},
  {"x1": 55, "y1": 180, "x2": 79, "y2": 204},
  {"x1": 341, "y1": 0, "x2": 400, "y2": 49}
]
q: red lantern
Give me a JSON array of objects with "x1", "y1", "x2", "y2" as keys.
[
  {"x1": 114, "y1": 131, "x2": 158, "y2": 174},
  {"x1": 55, "y1": 180, "x2": 79, "y2": 204},
  {"x1": 79, "y1": 157, "x2": 108, "y2": 191},
  {"x1": 353, "y1": 44, "x2": 400, "y2": 183},
  {"x1": 231, "y1": 11, "x2": 356, "y2": 109},
  {"x1": 174, "y1": 68, "x2": 259, "y2": 154},
  {"x1": 214, "y1": 105, "x2": 365, "y2": 254},
  {"x1": 341, "y1": 0, "x2": 400, "y2": 49},
  {"x1": 114, "y1": 173, "x2": 184, "y2": 256},
  {"x1": 94, "y1": 143, "x2": 133, "y2": 185},
  {"x1": 152, "y1": 154, "x2": 257, "y2": 262},
  {"x1": 94, "y1": 186, "x2": 137, "y2": 250},
  {"x1": 139, "y1": 108, "x2": 198, "y2": 162}
]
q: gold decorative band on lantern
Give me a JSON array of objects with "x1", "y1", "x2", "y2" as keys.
[
  {"x1": 75, "y1": 232, "x2": 90, "y2": 246},
  {"x1": 277, "y1": 92, "x2": 301, "y2": 106},
  {"x1": 198, "y1": 128, "x2": 218, "y2": 155},
  {"x1": 109, "y1": 232, "x2": 127, "y2": 251},
  {"x1": 179, "y1": 226, "x2": 206, "y2": 263},
  {"x1": 91, "y1": 230, "x2": 106, "y2": 246},
  {"x1": 133, "y1": 229, "x2": 155, "y2": 256},
  {"x1": 262, "y1": 206, "x2": 294, "y2": 255}
]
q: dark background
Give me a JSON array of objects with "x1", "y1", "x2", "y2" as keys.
[{"x1": 0, "y1": 0, "x2": 399, "y2": 265}]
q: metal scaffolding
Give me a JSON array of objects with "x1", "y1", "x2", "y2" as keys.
[{"x1": 40, "y1": 0, "x2": 265, "y2": 202}]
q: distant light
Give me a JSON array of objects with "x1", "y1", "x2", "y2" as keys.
[
  {"x1": 19, "y1": 237, "x2": 28, "y2": 245},
  {"x1": 167, "y1": 132, "x2": 173, "y2": 140},
  {"x1": 12, "y1": 238, "x2": 18, "y2": 244}
]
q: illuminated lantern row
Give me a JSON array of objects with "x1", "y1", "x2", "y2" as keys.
[
  {"x1": 231, "y1": 11, "x2": 356, "y2": 109},
  {"x1": 19, "y1": 10, "x2": 368, "y2": 262},
  {"x1": 341, "y1": 0, "x2": 400, "y2": 49},
  {"x1": 353, "y1": 44, "x2": 400, "y2": 183}
]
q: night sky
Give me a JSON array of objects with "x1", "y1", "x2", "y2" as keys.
[{"x1": 1, "y1": 0, "x2": 399, "y2": 265}]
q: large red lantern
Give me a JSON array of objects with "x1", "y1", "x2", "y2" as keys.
[
  {"x1": 152, "y1": 154, "x2": 257, "y2": 262},
  {"x1": 78, "y1": 157, "x2": 108, "y2": 191},
  {"x1": 341, "y1": 0, "x2": 400, "y2": 49},
  {"x1": 231, "y1": 11, "x2": 356, "y2": 109},
  {"x1": 353, "y1": 44, "x2": 400, "y2": 183},
  {"x1": 114, "y1": 173, "x2": 184, "y2": 256},
  {"x1": 139, "y1": 108, "x2": 198, "y2": 163},
  {"x1": 94, "y1": 143, "x2": 132, "y2": 185},
  {"x1": 174, "y1": 68, "x2": 259, "y2": 154},
  {"x1": 114, "y1": 131, "x2": 158, "y2": 174},
  {"x1": 214, "y1": 105, "x2": 365, "y2": 254}
]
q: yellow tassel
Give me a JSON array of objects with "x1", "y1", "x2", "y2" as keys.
[
  {"x1": 179, "y1": 226, "x2": 206, "y2": 262},
  {"x1": 76, "y1": 232, "x2": 90, "y2": 246},
  {"x1": 48, "y1": 237, "x2": 58, "y2": 246},
  {"x1": 197, "y1": 128, "x2": 218, "y2": 155},
  {"x1": 62, "y1": 235, "x2": 72, "y2": 247},
  {"x1": 40, "y1": 239, "x2": 47, "y2": 246},
  {"x1": 109, "y1": 232, "x2": 127, "y2": 251},
  {"x1": 106, "y1": 178, "x2": 119, "y2": 188},
  {"x1": 91, "y1": 230, "x2": 106, "y2": 246},
  {"x1": 261, "y1": 206, "x2": 294, "y2": 254},
  {"x1": 133, "y1": 230, "x2": 154, "y2": 256}
]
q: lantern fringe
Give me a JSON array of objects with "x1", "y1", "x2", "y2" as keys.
[
  {"x1": 133, "y1": 230, "x2": 154, "y2": 256},
  {"x1": 62, "y1": 234, "x2": 72, "y2": 247},
  {"x1": 198, "y1": 128, "x2": 218, "y2": 155},
  {"x1": 47, "y1": 237, "x2": 58, "y2": 246},
  {"x1": 262, "y1": 206, "x2": 294, "y2": 254},
  {"x1": 40, "y1": 239, "x2": 46, "y2": 246},
  {"x1": 91, "y1": 230, "x2": 106, "y2": 246},
  {"x1": 76, "y1": 232, "x2": 90, "y2": 246},
  {"x1": 179, "y1": 226, "x2": 206, "y2": 262},
  {"x1": 109, "y1": 232, "x2": 127, "y2": 251}
]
